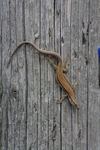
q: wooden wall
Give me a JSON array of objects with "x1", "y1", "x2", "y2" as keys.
[{"x1": 0, "y1": 0, "x2": 100, "y2": 149}]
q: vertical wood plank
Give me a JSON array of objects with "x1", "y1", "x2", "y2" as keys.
[
  {"x1": 8, "y1": 0, "x2": 17, "y2": 149},
  {"x1": 0, "y1": 0, "x2": 2, "y2": 148},
  {"x1": 45, "y1": 0, "x2": 55, "y2": 149},
  {"x1": 40, "y1": 0, "x2": 51, "y2": 149},
  {"x1": 78, "y1": 0, "x2": 89, "y2": 149},
  {"x1": 97, "y1": 0, "x2": 100, "y2": 148},
  {"x1": 24, "y1": 0, "x2": 40, "y2": 149},
  {"x1": 88, "y1": 0, "x2": 99, "y2": 149},
  {"x1": 2, "y1": 0, "x2": 26, "y2": 149},
  {"x1": 33, "y1": 1, "x2": 41, "y2": 149},
  {"x1": 61, "y1": 0, "x2": 72, "y2": 149},
  {"x1": 16, "y1": 0, "x2": 26, "y2": 149},
  {"x1": 40, "y1": 0, "x2": 47, "y2": 149},
  {"x1": 9, "y1": 0, "x2": 26, "y2": 149},
  {"x1": 24, "y1": 1, "x2": 34, "y2": 149},
  {"x1": 54, "y1": 0, "x2": 61, "y2": 149},
  {"x1": 70, "y1": 0, "x2": 80, "y2": 149},
  {"x1": 2, "y1": 0, "x2": 11, "y2": 149},
  {"x1": 47, "y1": 0, "x2": 53, "y2": 149}
]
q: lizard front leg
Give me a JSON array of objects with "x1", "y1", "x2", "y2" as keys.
[
  {"x1": 60, "y1": 59, "x2": 70, "y2": 73},
  {"x1": 57, "y1": 94, "x2": 68, "y2": 104},
  {"x1": 47, "y1": 56, "x2": 69, "y2": 72},
  {"x1": 46, "y1": 56, "x2": 57, "y2": 70}
]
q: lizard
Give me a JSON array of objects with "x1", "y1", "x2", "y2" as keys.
[{"x1": 7, "y1": 41, "x2": 79, "y2": 109}]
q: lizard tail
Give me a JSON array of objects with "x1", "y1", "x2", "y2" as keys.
[{"x1": 7, "y1": 41, "x2": 62, "y2": 68}]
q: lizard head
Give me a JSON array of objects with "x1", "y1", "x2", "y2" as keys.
[{"x1": 69, "y1": 98, "x2": 79, "y2": 110}]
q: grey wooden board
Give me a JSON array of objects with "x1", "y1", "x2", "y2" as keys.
[
  {"x1": 1, "y1": 0, "x2": 100, "y2": 150},
  {"x1": 0, "y1": 0, "x2": 2, "y2": 149}
]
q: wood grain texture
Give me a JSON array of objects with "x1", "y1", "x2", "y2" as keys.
[
  {"x1": 1, "y1": 0, "x2": 100, "y2": 149},
  {"x1": 61, "y1": 0, "x2": 72, "y2": 149},
  {"x1": 88, "y1": 0, "x2": 99, "y2": 149},
  {"x1": 0, "y1": 0, "x2": 2, "y2": 149}
]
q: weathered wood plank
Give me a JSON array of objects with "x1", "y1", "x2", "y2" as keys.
[
  {"x1": 40, "y1": 0, "x2": 54, "y2": 149},
  {"x1": 40, "y1": 1, "x2": 48, "y2": 149},
  {"x1": 1, "y1": 0, "x2": 100, "y2": 150},
  {"x1": 70, "y1": 1, "x2": 89, "y2": 150},
  {"x1": 97, "y1": 0, "x2": 100, "y2": 148},
  {"x1": 46, "y1": 0, "x2": 56, "y2": 150},
  {"x1": 71, "y1": 1, "x2": 80, "y2": 150},
  {"x1": 2, "y1": 0, "x2": 27, "y2": 149},
  {"x1": 54, "y1": 0, "x2": 61, "y2": 149},
  {"x1": 25, "y1": 0, "x2": 35, "y2": 149},
  {"x1": 16, "y1": 1, "x2": 26, "y2": 150},
  {"x1": 61, "y1": 0, "x2": 72, "y2": 149},
  {"x1": 74, "y1": 0, "x2": 90, "y2": 150},
  {"x1": 88, "y1": 0, "x2": 100, "y2": 149},
  {"x1": 0, "y1": 0, "x2": 2, "y2": 149},
  {"x1": 24, "y1": 0, "x2": 40, "y2": 149},
  {"x1": 32, "y1": 1, "x2": 41, "y2": 149},
  {"x1": 45, "y1": 0, "x2": 55, "y2": 150},
  {"x1": 2, "y1": 0, "x2": 11, "y2": 149},
  {"x1": 8, "y1": 1, "x2": 17, "y2": 149},
  {"x1": 78, "y1": 0, "x2": 89, "y2": 149}
]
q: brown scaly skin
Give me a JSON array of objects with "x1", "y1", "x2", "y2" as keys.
[{"x1": 7, "y1": 41, "x2": 79, "y2": 109}]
